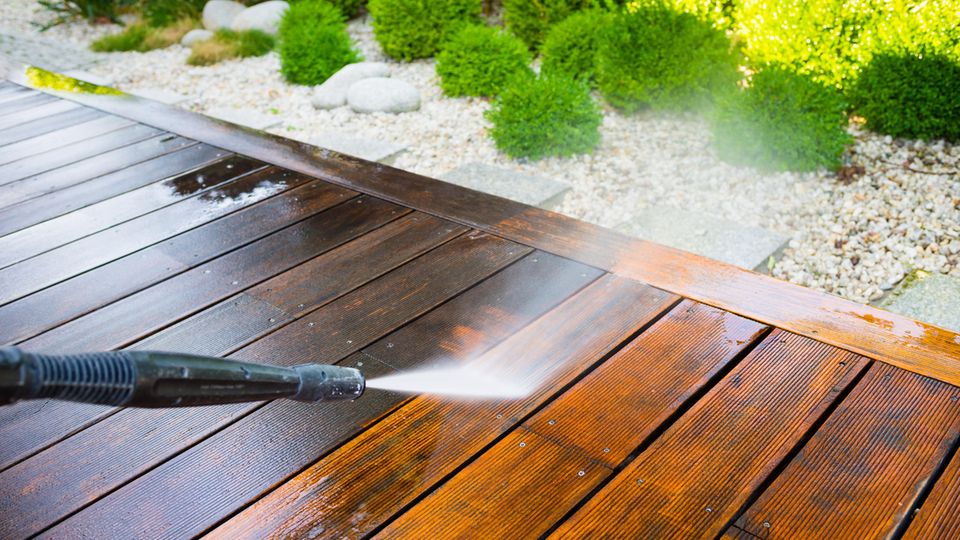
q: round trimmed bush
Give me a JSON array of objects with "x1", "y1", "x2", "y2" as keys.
[
  {"x1": 278, "y1": 0, "x2": 361, "y2": 85},
  {"x1": 850, "y1": 51, "x2": 960, "y2": 142},
  {"x1": 368, "y1": 0, "x2": 482, "y2": 61},
  {"x1": 540, "y1": 9, "x2": 611, "y2": 84},
  {"x1": 435, "y1": 24, "x2": 531, "y2": 97},
  {"x1": 503, "y1": 0, "x2": 590, "y2": 51},
  {"x1": 596, "y1": 3, "x2": 739, "y2": 113},
  {"x1": 485, "y1": 74, "x2": 602, "y2": 160},
  {"x1": 710, "y1": 65, "x2": 852, "y2": 172}
]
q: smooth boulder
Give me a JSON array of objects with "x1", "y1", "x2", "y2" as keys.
[
  {"x1": 230, "y1": 1, "x2": 289, "y2": 36},
  {"x1": 202, "y1": 0, "x2": 245, "y2": 30},
  {"x1": 347, "y1": 78, "x2": 421, "y2": 114},
  {"x1": 181, "y1": 28, "x2": 214, "y2": 47},
  {"x1": 311, "y1": 62, "x2": 391, "y2": 110}
]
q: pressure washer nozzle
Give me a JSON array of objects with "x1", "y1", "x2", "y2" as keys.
[{"x1": 0, "y1": 347, "x2": 365, "y2": 408}]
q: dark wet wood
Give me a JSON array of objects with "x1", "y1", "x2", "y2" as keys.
[
  {"x1": 550, "y1": 331, "x2": 868, "y2": 539},
  {"x1": 380, "y1": 301, "x2": 767, "y2": 538},
  {"x1": 207, "y1": 276, "x2": 676, "y2": 540},
  {"x1": 0, "y1": 114, "x2": 135, "y2": 166},
  {"x1": 735, "y1": 362, "x2": 960, "y2": 539},
  {"x1": 0, "y1": 106, "x2": 101, "y2": 146},
  {"x1": 44, "y1": 252, "x2": 596, "y2": 540},
  {"x1": 903, "y1": 444, "x2": 960, "y2": 539}
]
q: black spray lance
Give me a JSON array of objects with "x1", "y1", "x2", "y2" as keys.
[{"x1": 0, "y1": 347, "x2": 364, "y2": 408}]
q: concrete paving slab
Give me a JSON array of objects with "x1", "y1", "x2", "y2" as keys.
[
  {"x1": 878, "y1": 271, "x2": 960, "y2": 332},
  {"x1": 311, "y1": 131, "x2": 406, "y2": 165},
  {"x1": 439, "y1": 162, "x2": 571, "y2": 210}
]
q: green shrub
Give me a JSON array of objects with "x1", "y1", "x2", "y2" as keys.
[
  {"x1": 485, "y1": 73, "x2": 602, "y2": 160},
  {"x1": 502, "y1": 0, "x2": 591, "y2": 51},
  {"x1": 710, "y1": 65, "x2": 852, "y2": 172},
  {"x1": 38, "y1": 0, "x2": 135, "y2": 28},
  {"x1": 596, "y1": 2, "x2": 739, "y2": 113},
  {"x1": 278, "y1": 0, "x2": 361, "y2": 84},
  {"x1": 140, "y1": 0, "x2": 205, "y2": 28},
  {"x1": 540, "y1": 9, "x2": 611, "y2": 83},
  {"x1": 91, "y1": 23, "x2": 148, "y2": 51},
  {"x1": 187, "y1": 29, "x2": 275, "y2": 66},
  {"x1": 324, "y1": 0, "x2": 363, "y2": 17},
  {"x1": 850, "y1": 51, "x2": 960, "y2": 141},
  {"x1": 435, "y1": 24, "x2": 531, "y2": 97},
  {"x1": 368, "y1": 0, "x2": 481, "y2": 60}
]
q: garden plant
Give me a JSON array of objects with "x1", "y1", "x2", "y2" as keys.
[{"x1": 435, "y1": 24, "x2": 530, "y2": 97}]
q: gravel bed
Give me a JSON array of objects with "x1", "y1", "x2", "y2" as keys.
[{"x1": 2, "y1": 7, "x2": 957, "y2": 305}]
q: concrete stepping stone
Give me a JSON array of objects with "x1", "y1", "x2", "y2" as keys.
[
  {"x1": 877, "y1": 271, "x2": 960, "y2": 332},
  {"x1": 439, "y1": 162, "x2": 571, "y2": 210},
  {"x1": 311, "y1": 131, "x2": 406, "y2": 165},
  {"x1": 129, "y1": 87, "x2": 192, "y2": 105},
  {"x1": 616, "y1": 206, "x2": 789, "y2": 272},
  {"x1": 206, "y1": 106, "x2": 282, "y2": 131}
]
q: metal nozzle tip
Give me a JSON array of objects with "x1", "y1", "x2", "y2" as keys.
[{"x1": 291, "y1": 364, "x2": 364, "y2": 402}]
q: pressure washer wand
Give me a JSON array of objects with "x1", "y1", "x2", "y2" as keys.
[{"x1": 0, "y1": 347, "x2": 364, "y2": 408}]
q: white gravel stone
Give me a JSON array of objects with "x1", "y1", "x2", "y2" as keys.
[
  {"x1": 181, "y1": 29, "x2": 214, "y2": 47},
  {"x1": 230, "y1": 1, "x2": 288, "y2": 36},
  {"x1": 347, "y1": 77, "x2": 420, "y2": 114},
  {"x1": 311, "y1": 62, "x2": 390, "y2": 110},
  {"x1": 203, "y1": 1, "x2": 245, "y2": 31}
]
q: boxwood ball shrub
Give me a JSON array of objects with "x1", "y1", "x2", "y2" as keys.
[
  {"x1": 278, "y1": 0, "x2": 361, "y2": 85},
  {"x1": 485, "y1": 74, "x2": 602, "y2": 160},
  {"x1": 596, "y1": 3, "x2": 739, "y2": 113},
  {"x1": 540, "y1": 9, "x2": 611, "y2": 84},
  {"x1": 435, "y1": 24, "x2": 531, "y2": 97},
  {"x1": 368, "y1": 0, "x2": 482, "y2": 61},
  {"x1": 503, "y1": 0, "x2": 590, "y2": 51},
  {"x1": 710, "y1": 65, "x2": 852, "y2": 172}
]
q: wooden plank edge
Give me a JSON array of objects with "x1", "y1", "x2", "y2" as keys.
[{"x1": 10, "y1": 67, "x2": 960, "y2": 386}]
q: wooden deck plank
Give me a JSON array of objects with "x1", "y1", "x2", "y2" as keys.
[
  {"x1": 903, "y1": 448, "x2": 960, "y2": 538},
  {"x1": 0, "y1": 106, "x2": 101, "y2": 146},
  {"x1": 0, "y1": 163, "x2": 296, "y2": 307},
  {"x1": 0, "y1": 114, "x2": 135, "y2": 166},
  {"x1": 0, "y1": 134, "x2": 196, "y2": 209},
  {"x1": 26, "y1": 229, "x2": 519, "y2": 539},
  {"x1": 22, "y1": 74, "x2": 960, "y2": 385},
  {"x1": 207, "y1": 275, "x2": 676, "y2": 540},
  {"x1": 0, "y1": 98, "x2": 79, "y2": 131},
  {"x1": 379, "y1": 301, "x2": 767, "y2": 538},
  {"x1": 734, "y1": 362, "x2": 960, "y2": 539},
  {"x1": 0, "y1": 153, "x2": 255, "y2": 268},
  {"x1": 549, "y1": 331, "x2": 868, "y2": 539},
  {"x1": 0, "y1": 92, "x2": 55, "y2": 116},
  {"x1": 0, "y1": 144, "x2": 229, "y2": 240},
  {"x1": 0, "y1": 179, "x2": 353, "y2": 346},
  {"x1": 0, "y1": 193, "x2": 395, "y2": 470},
  {"x1": 43, "y1": 252, "x2": 597, "y2": 540},
  {"x1": 0, "y1": 123, "x2": 160, "y2": 187},
  {"x1": 0, "y1": 86, "x2": 35, "y2": 103}
]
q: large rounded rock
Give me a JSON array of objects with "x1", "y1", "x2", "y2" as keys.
[
  {"x1": 230, "y1": 1, "x2": 289, "y2": 36},
  {"x1": 347, "y1": 78, "x2": 421, "y2": 114},
  {"x1": 311, "y1": 62, "x2": 391, "y2": 110},
  {"x1": 181, "y1": 28, "x2": 214, "y2": 47},
  {"x1": 202, "y1": 0, "x2": 245, "y2": 30}
]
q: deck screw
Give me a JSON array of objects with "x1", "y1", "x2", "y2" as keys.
[
  {"x1": 636, "y1": 479, "x2": 644, "y2": 485},
  {"x1": 578, "y1": 471, "x2": 585, "y2": 477},
  {"x1": 519, "y1": 442, "x2": 526, "y2": 448},
  {"x1": 603, "y1": 448, "x2": 610, "y2": 453},
  {"x1": 269, "y1": 318, "x2": 275, "y2": 323},
  {"x1": 232, "y1": 281, "x2": 238, "y2": 285},
  {"x1": 763, "y1": 521, "x2": 771, "y2": 528},
  {"x1": 298, "y1": 303, "x2": 305, "y2": 309},
  {"x1": 952, "y1": 396, "x2": 959, "y2": 402},
  {"x1": 705, "y1": 507, "x2": 713, "y2": 513},
  {"x1": 496, "y1": 414, "x2": 503, "y2": 419},
  {"x1": 548, "y1": 420, "x2": 556, "y2": 425},
  {"x1": 308, "y1": 322, "x2": 315, "y2": 327},
  {"x1": 838, "y1": 361, "x2": 846, "y2": 366}
]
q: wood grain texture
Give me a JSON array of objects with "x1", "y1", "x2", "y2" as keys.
[
  {"x1": 903, "y1": 445, "x2": 960, "y2": 538},
  {"x1": 45, "y1": 252, "x2": 597, "y2": 540},
  {"x1": 0, "y1": 180, "x2": 353, "y2": 345},
  {"x1": 0, "y1": 123, "x2": 161, "y2": 187},
  {"x1": 0, "y1": 143, "x2": 229, "y2": 239},
  {"x1": 379, "y1": 301, "x2": 766, "y2": 539},
  {"x1": 208, "y1": 275, "x2": 676, "y2": 540},
  {"x1": 0, "y1": 98, "x2": 80, "y2": 130},
  {"x1": 0, "y1": 114, "x2": 134, "y2": 166},
  {"x1": 736, "y1": 362, "x2": 960, "y2": 539},
  {"x1": 0, "y1": 92, "x2": 55, "y2": 116},
  {"x1": 550, "y1": 331, "x2": 869, "y2": 539},
  {"x1": 20, "y1": 73, "x2": 958, "y2": 386},
  {"x1": 0, "y1": 106, "x2": 101, "y2": 146}
]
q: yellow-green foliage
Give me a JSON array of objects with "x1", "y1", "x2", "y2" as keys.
[
  {"x1": 187, "y1": 29, "x2": 275, "y2": 66},
  {"x1": 279, "y1": 0, "x2": 361, "y2": 85},
  {"x1": 435, "y1": 24, "x2": 531, "y2": 97},
  {"x1": 502, "y1": 0, "x2": 592, "y2": 51},
  {"x1": 540, "y1": 9, "x2": 613, "y2": 83},
  {"x1": 368, "y1": 0, "x2": 482, "y2": 61},
  {"x1": 91, "y1": 18, "x2": 196, "y2": 52},
  {"x1": 25, "y1": 66, "x2": 122, "y2": 95}
]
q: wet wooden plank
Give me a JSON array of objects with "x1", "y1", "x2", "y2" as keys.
[
  {"x1": 0, "y1": 134, "x2": 195, "y2": 209},
  {"x1": 0, "y1": 92, "x2": 56, "y2": 116},
  {"x1": 0, "y1": 164, "x2": 299, "y2": 307},
  {"x1": 0, "y1": 98, "x2": 79, "y2": 131},
  {"x1": 0, "y1": 123, "x2": 164, "y2": 189},
  {"x1": 25, "y1": 229, "x2": 522, "y2": 539},
  {"x1": 734, "y1": 362, "x2": 960, "y2": 539},
  {"x1": 0, "y1": 106, "x2": 101, "y2": 146},
  {"x1": 207, "y1": 275, "x2": 676, "y2": 540},
  {"x1": 380, "y1": 302, "x2": 768, "y2": 539},
  {"x1": 0, "y1": 179, "x2": 353, "y2": 345},
  {"x1": 0, "y1": 152, "x2": 255, "y2": 267},
  {"x1": 0, "y1": 144, "x2": 229, "y2": 240},
  {"x1": 903, "y1": 448, "x2": 960, "y2": 538},
  {"x1": 0, "y1": 114, "x2": 135, "y2": 166},
  {"x1": 549, "y1": 331, "x2": 869, "y2": 539},
  {"x1": 0, "y1": 196, "x2": 401, "y2": 471}
]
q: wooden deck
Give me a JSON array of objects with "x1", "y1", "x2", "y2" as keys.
[{"x1": 1, "y1": 68, "x2": 960, "y2": 539}]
